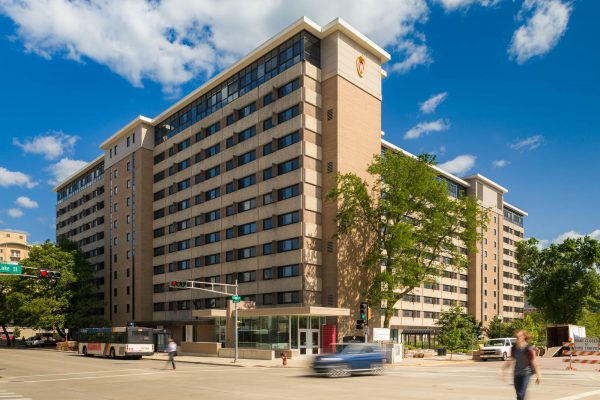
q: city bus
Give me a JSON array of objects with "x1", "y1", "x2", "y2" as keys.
[{"x1": 77, "y1": 327, "x2": 154, "y2": 359}]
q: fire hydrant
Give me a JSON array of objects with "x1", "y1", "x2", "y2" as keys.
[{"x1": 282, "y1": 353, "x2": 287, "y2": 367}]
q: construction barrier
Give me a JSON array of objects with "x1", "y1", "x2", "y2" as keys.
[
  {"x1": 567, "y1": 351, "x2": 600, "y2": 356},
  {"x1": 563, "y1": 359, "x2": 600, "y2": 364}
]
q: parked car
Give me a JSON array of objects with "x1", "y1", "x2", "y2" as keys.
[
  {"x1": 480, "y1": 337, "x2": 516, "y2": 361},
  {"x1": 313, "y1": 343, "x2": 386, "y2": 378},
  {"x1": 25, "y1": 335, "x2": 57, "y2": 348}
]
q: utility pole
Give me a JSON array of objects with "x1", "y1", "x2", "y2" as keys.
[{"x1": 234, "y1": 279, "x2": 238, "y2": 363}]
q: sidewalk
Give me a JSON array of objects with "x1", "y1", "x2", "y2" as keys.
[{"x1": 144, "y1": 352, "x2": 312, "y2": 368}]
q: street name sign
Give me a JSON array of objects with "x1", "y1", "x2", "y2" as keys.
[
  {"x1": 231, "y1": 295, "x2": 241, "y2": 303},
  {"x1": 574, "y1": 337, "x2": 599, "y2": 352},
  {"x1": 0, "y1": 263, "x2": 22, "y2": 275}
]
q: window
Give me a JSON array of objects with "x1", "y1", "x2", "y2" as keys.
[
  {"x1": 263, "y1": 293, "x2": 273, "y2": 305},
  {"x1": 177, "y1": 179, "x2": 190, "y2": 191},
  {"x1": 263, "y1": 192, "x2": 273, "y2": 205},
  {"x1": 238, "y1": 222, "x2": 256, "y2": 236},
  {"x1": 177, "y1": 260, "x2": 190, "y2": 270},
  {"x1": 278, "y1": 131, "x2": 300, "y2": 149},
  {"x1": 177, "y1": 199, "x2": 191, "y2": 211},
  {"x1": 263, "y1": 243, "x2": 273, "y2": 255},
  {"x1": 263, "y1": 142, "x2": 273, "y2": 155},
  {"x1": 278, "y1": 104, "x2": 299, "y2": 124},
  {"x1": 206, "y1": 122, "x2": 220, "y2": 136},
  {"x1": 226, "y1": 137, "x2": 235, "y2": 148},
  {"x1": 177, "y1": 240, "x2": 190, "y2": 251},
  {"x1": 226, "y1": 205, "x2": 234, "y2": 216},
  {"x1": 153, "y1": 265, "x2": 165, "y2": 275},
  {"x1": 238, "y1": 102, "x2": 256, "y2": 119},
  {"x1": 238, "y1": 174, "x2": 256, "y2": 189},
  {"x1": 263, "y1": 168, "x2": 273, "y2": 180},
  {"x1": 278, "y1": 78, "x2": 300, "y2": 98},
  {"x1": 263, "y1": 118, "x2": 273, "y2": 131},
  {"x1": 238, "y1": 270, "x2": 256, "y2": 283},
  {"x1": 205, "y1": 166, "x2": 220, "y2": 179},
  {"x1": 277, "y1": 291, "x2": 300, "y2": 304},
  {"x1": 127, "y1": 161, "x2": 131, "y2": 171},
  {"x1": 263, "y1": 218, "x2": 273, "y2": 230},
  {"x1": 206, "y1": 143, "x2": 220, "y2": 158},
  {"x1": 205, "y1": 231, "x2": 220, "y2": 244},
  {"x1": 126, "y1": 197, "x2": 131, "y2": 206},
  {"x1": 226, "y1": 251, "x2": 234, "y2": 262},
  {"x1": 226, "y1": 228, "x2": 234, "y2": 239},
  {"x1": 263, "y1": 268, "x2": 273, "y2": 280},
  {"x1": 278, "y1": 237, "x2": 300, "y2": 252},
  {"x1": 238, "y1": 246, "x2": 256, "y2": 259},
  {"x1": 205, "y1": 209, "x2": 220, "y2": 222},
  {"x1": 205, "y1": 253, "x2": 220, "y2": 265},
  {"x1": 278, "y1": 158, "x2": 300, "y2": 175},
  {"x1": 205, "y1": 187, "x2": 220, "y2": 201},
  {"x1": 177, "y1": 138, "x2": 190, "y2": 151},
  {"x1": 278, "y1": 211, "x2": 299, "y2": 226},
  {"x1": 263, "y1": 92, "x2": 273, "y2": 106},
  {"x1": 238, "y1": 198, "x2": 256, "y2": 212},
  {"x1": 278, "y1": 184, "x2": 300, "y2": 200},
  {"x1": 278, "y1": 264, "x2": 299, "y2": 278},
  {"x1": 238, "y1": 150, "x2": 256, "y2": 166},
  {"x1": 226, "y1": 182, "x2": 235, "y2": 193},
  {"x1": 226, "y1": 113, "x2": 235, "y2": 126},
  {"x1": 238, "y1": 126, "x2": 256, "y2": 143}
]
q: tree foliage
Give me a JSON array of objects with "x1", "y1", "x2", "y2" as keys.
[
  {"x1": 516, "y1": 236, "x2": 600, "y2": 324},
  {"x1": 0, "y1": 238, "x2": 106, "y2": 340},
  {"x1": 486, "y1": 314, "x2": 545, "y2": 345},
  {"x1": 327, "y1": 150, "x2": 486, "y2": 327},
  {"x1": 436, "y1": 305, "x2": 482, "y2": 357}
]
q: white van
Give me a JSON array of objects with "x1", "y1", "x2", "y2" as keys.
[{"x1": 481, "y1": 337, "x2": 515, "y2": 361}]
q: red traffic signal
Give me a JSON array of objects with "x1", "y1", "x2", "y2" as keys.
[
  {"x1": 169, "y1": 280, "x2": 188, "y2": 289},
  {"x1": 37, "y1": 269, "x2": 61, "y2": 279}
]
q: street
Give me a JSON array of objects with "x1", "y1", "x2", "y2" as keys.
[{"x1": 1, "y1": 349, "x2": 600, "y2": 399}]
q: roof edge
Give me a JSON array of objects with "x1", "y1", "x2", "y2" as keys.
[
  {"x1": 52, "y1": 154, "x2": 104, "y2": 192},
  {"x1": 462, "y1": 173, "x2": 508, "y2": 193},
  {"x1": 503, "y1": 201, "x2": 528, "y2": 216},
  {"x1": 100, "y1": 115, "x2": 153, "y2": 150}
]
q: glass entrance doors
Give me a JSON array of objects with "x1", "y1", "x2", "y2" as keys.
[{"x1": 299, "y1": 329, "x2": 320, "y2": 355}]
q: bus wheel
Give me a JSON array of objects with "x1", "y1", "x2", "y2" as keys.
[
  {"x1": 110, "y1": 348, "x2": 116, "y2": 359},
  {"x1": 82, "y1": 346, "x2": 88, "y2": 356}
]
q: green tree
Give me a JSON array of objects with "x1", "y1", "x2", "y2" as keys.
[
  {"x1": 578, "y1": 310, "x2": 600, "y2": 338},
  {"x1": 327, "y1": 151, "x2": 485, "y2": 327},
  {"x1": 17, "y1": 239, "x2": 106, "y2": 334},
  {"x1": 516, "y1": 237, "x2": 600, "y2": 324},
  {"x1": 436, "y1": 305, "x2": 482, "y2": 357},
  {"x1": 0, "y1": 275, "x2": 30, "y2": 347},
  {"x1": 486, "y1": 315, "x2": 510, "y2": 338}
]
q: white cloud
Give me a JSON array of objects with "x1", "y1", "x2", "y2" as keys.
[
  {"x1": 0, "y1": 167, "x2": 37, "y2": 188},
  {"x1": 509, "y1": 135, "x2": 544, "y2": 151},
  {"x1": 13, "y1": 131, "x2": 79, "y2": 160},
  {"x1": 541, "y1": 229, "x2": 600, "y2": 246},
  {"x1": 419, "y1": 92, "x2": 448, "y2": 114},
  {"x1": 7, "y1": 208, "x2": 23, "y2": 218},
  {"x1": 46, "y1": 158, "x2": 88, "y2": 185},
  {"x1": 435, "y1": 0, "x2": 500, "y2": 12},
  {"x1": 438, "y1": 154, "x2": 476, "y2": 175},
  {"x1": 492, "y1": 159, "x2": 510, "y2": 168},
  {"x1": 404, "y1": 119, "x2": 450, "y2": 139},
  {"x1": 390, "y1": 39, "x2": 432, "y2": 74},
  {"x1": 509, "y1": 0, "x2": 572, "y2": 64},
  {"x1": 15, "y1": 196, "x2": 39, "y2": 209},
  {"x1": 0, "y1": 0, "x2": 432, "y2": 95}
]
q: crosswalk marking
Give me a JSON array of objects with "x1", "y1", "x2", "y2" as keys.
[{"x1": 0, "y1": 391, "x2": 31, "y2": 400}]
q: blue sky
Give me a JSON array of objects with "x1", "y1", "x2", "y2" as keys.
[{"x1": 0, "y1": 0, "x2": 597, "y2": 246}]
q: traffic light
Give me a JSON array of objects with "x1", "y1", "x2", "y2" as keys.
[
  {"x1": 37, "y1": 269, "x2": 61, "y2": 279},
  {"x1": 356, "y1": 319, "x2": 364, "y2": 330},
  {"x1": 360, "y1": 302, "x2": 368, "y2": 324},
  {"x1": 169, "y1": 280, "x2": 189, "y2": 289}
]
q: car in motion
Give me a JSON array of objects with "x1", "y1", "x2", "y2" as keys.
[{"x1": 313, "y1": 343, "x2": 386, "y2": 378}]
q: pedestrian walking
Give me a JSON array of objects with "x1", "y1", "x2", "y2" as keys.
[
  {"x1": 501, "y1": 330, "x2": 541, "y2": 400},
  {"x1": 165, "y1": 338, "x2": 177, "y2": 370}
]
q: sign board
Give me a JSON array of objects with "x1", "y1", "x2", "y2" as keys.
[
  {"x1": 574, "y1": 337, "x2": 599, "y2": 352},
  {"x1": 372, "y1": 328, "x2": 391, "y2": 341},
  {"x1": 0, "y1": 263, "x2": 22, "y2": 275},
  {"x1": 231, "y1": 295, "x2": 241, "y2": 303}
]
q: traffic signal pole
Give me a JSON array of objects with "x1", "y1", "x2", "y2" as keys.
[{"x1": 170, "y1": 280, "x2": 240, "y2": 363}]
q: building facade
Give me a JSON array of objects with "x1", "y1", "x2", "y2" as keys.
[
  {"x1": 54, "y1": 17, "x2": 526, "y2": 354},
  {"x1": 0, "y1": 230, "x2": 30, "y2": 264}
]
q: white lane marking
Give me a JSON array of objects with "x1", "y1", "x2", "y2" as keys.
[
  {"x1": 10, "y1": 370, "x2": 182, "y2": 383},
  {"x1": 6, "y1": 368, "x2": 148, "y2": 379},
  {"x1": 555, "y1": 389, "x2": 600, "y2": 400}
]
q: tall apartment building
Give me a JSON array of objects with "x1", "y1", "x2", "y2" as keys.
[
  {"x1": 54, "y1": 157, "x2": 106, "y2": 317},
  {"x1": 54, "y1": 17, "x2": 526, "y2": 354},
  {"x1": 0, "y1": 230, "x2": 30, "y2": 264}
]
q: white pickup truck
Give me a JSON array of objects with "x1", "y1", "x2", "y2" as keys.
[{"x1": 480, "y1": 337, "x2": 515, "y2": 361}]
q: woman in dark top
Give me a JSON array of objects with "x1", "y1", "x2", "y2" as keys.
[{"x1": 502, "y1": 330, "x2": 542, "y2": 400}]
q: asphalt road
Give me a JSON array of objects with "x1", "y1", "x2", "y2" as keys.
[{"x1": 1, "y1": 348, "x2": 600, "y2": 400}]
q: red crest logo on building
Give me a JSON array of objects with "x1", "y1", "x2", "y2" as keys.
[{"x1": 356, "y1": 55, "x2": 366, "y2": 77}]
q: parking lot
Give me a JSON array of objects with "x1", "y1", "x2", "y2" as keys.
[{"x1": 1, "y1": 348, "x2": 600, "y2": 400}]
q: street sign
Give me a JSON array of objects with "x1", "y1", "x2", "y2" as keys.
[
  {"x1": 574, "y1": 337, "x2": 599, "y2": 352},
  {"x1": 231, "y1": 295, "x2": 241, "y2": 303},
  {"x1": 0, "y1": 263, "x2": 22, "y2": 275},
  {"x1": 373, "y1": 328, "x2": 391, "y2": 341}
]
